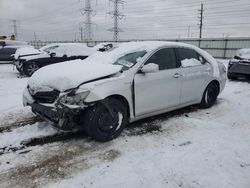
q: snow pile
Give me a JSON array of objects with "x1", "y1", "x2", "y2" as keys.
[
  {"x1": 14, "y1": 46, "x2": 40, "y2": 59},
  {"x1": 181, "y1": 58, "x2": 202, "y2": 67},
  {"x1": 0, "y1": 122, "x2": 58, "y2": 148},
  {"x1": 28, "y1": 60, "x2": 122, "y2": 91}
]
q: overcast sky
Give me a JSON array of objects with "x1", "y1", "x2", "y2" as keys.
[{"x1": 0, "y1": 0, "x2": 249, "y2": 41}]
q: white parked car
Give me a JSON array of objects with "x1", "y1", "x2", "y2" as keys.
[{"x1": 23, "y1": 41, "x2": 227, "y2": 142}]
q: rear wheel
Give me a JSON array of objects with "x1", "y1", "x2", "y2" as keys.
[
  {"x1": 83, "y1": 98, "x2": 128, "y2": 142},
  {"x1": 200, "y1": 82, "x2": 219, "y2": 108},
  {"x1": 24, "y1": 62, "x2": 39, "y2": 76}
]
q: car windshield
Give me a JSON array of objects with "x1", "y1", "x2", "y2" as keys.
[
  {"x1": 113, "y1": 51, "x2": 147, "y2": 71},
  {"x1": 41, "y1": 45, "x2": 59, "y2": 53}
]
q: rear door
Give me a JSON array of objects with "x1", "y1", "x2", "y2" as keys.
[
  {"x1": 134, "y1": 48, "x2": 182, "y2": 116},
  {"x1": 177, "y1": 48, "x2": 211, "y2": 104}
]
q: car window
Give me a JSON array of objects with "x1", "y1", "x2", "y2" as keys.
[
  {"x1": 178, "y1": 48, "x2": 203, "y2": 67},
  {"x1": 113, "y1": 51, "x2": 147, "y2": 71},
  {"x1": 145, "y1": 48, "x2": 177, "y2": 70}
]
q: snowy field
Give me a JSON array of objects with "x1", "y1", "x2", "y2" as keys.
[{"x1": 0, "y1": 62, "x2": 250, "y2": 188}]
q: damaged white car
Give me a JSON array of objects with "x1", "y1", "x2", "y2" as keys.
[{"x1": 23, "y1": 41, "x2": 227, "y2": 142}]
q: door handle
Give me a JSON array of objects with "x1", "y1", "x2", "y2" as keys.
[{"x1": 173, "y1": 73, "x2": 181, "y2": 78}]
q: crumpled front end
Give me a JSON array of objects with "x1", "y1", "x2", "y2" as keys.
[{"x1": 23, "y1": 86, "x2": 90, "y2": 130}]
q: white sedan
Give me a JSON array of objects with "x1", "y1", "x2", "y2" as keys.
[{"x1": 23, "y1": 41, "x2": 227, "y2": 142}]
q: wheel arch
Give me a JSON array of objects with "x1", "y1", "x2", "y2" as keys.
[
  {"x1": 209, "y1": 80, "x2": 220, "y2": 94},
  {"x1": 106, "y1": 94, "x2": 131, "y2": 119},
  {"x1": 23, "y1": 60, "x2": 40, "y2": 76}
]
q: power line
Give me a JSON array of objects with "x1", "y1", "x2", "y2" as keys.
[{"x1": 107, "y1": 0, "x2": 125, "y2": 41}]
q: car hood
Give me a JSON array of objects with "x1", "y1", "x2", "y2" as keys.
[
  {"x1": 20, "y1": 53, "x2": 50, "y2": 61},
  {"x1": 14, "y1": 47, "x2": 41, "y2": 59},
  {"x1": 28, "y1": 59, "x2": 122, "y2": 92}
]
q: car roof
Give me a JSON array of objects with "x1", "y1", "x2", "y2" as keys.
[
  {"x1": 0, "y1": 40, "x2": 28, "y2": 46},
  {"x1": 2, "y1": 45, "x2": 30, "y2": 49}
]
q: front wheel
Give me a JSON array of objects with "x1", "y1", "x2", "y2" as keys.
[
  {"x1": 200, "y1": 82, "x2": 219, "y2": 108},
  {"x1": 15, "y1": 62, "x2": 23, "y2": 73},
  {"x1": 23, "y1": 62, "x2": 40, "y2": 77},
  {"x1": 83, "y1": 98, "x2": 128, "y2": 142}
]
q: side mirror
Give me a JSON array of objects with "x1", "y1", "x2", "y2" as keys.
[
  {"x1": 140, "y1": 63, "x2": 159, "y2": 73},
  {"x1": 50, "y1": 52, "x2": 56, "y2": 57}
]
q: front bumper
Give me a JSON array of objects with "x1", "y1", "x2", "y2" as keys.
[{"x1": 23, "y1": 87, "x2": 85, "y2": 130}]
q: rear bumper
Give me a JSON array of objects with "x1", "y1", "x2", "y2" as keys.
[
  {"x1": 228, "y1": 72, "x2": 250, "y2": 78},
  {"x1": 228, "y1": 63, "x2": 250, "y2": 76}
]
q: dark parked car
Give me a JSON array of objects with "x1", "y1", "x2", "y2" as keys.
[
  {"x1": 14, "y1": 43, "x2": 96, "y2": 76},
  {"x1": 228, "y1": 48, "x2": 250, "y2": 80},
  {"x1": 0, "y1": 46, "x2": 20, "y2": 63}
]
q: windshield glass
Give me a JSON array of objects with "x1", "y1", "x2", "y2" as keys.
[
  {"x1": 113, "y1": 51, "x2": 147, "y2": 71},
  {"x1": 41, "y1": 45, "x2": 59, "y2": 53}
]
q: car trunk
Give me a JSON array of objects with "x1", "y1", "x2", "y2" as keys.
[{"x1": 230, "y1": 60, "x2": 250, "y2": 74}]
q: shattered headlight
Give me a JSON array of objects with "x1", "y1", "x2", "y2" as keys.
[{"x1": 59, "y1": 90, "x2": 90, "y2": 106}]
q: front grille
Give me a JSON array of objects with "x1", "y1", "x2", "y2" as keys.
[{"x1": 32, "y1": 90, "x2": 60, "y2": 104}]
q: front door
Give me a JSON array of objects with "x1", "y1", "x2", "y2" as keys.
[{"x1": 134, "y1": 48, "x2": 182, "y2": 116}]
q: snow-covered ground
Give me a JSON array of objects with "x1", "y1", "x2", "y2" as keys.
[{"x1": 0, "y1": 62, "x2": 250, "y2": 188}]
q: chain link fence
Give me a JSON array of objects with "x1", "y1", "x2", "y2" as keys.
[{"x1": 29, "y1": 37, "x2": 250, "y2": 59}]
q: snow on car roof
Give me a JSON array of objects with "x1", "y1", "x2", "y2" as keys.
[
  {"x1": 84, "y1": 41, "x2": 220, "y2": 77},
  {"x1": 0, "y1": 40, "x2": 28, "y2": 46},
  {"x1": 50, "y1": 43, "x2": 95, "y2": 57}
]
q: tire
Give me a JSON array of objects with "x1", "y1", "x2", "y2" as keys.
[
  {"x1": 15, "y1": 64, "x2": 22, "y2": 73},
  {"x1": 200, "y1": 82, "x2": 219, "y2": 108},
  {"x1": 23, "y1": 62, "x2": 39, "y2": 77},
  {"x1": 83, "y1": 98, "x2": 128, "y2": 142}
]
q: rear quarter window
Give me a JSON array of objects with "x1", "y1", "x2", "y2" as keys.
[{"x1": 177, "y1": 48, "x2": 204, "y2": 67}]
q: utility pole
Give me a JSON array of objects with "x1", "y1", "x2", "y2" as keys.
[
  {"x1": 188, "y1": 25, "x2": 191, "y2": 38},
  {"x1": 34, "y1": 32, "x2": 37, "y2": 41},
  {"x1": 198, "y1": 3, "x2": 204, "y2": 39},
  {"x1": 107, "y1": 0, "x2": 125, "y2": 42},
  {"x1": 80, "y1": 27, "x2": 83, "y2": 41},
  {"x1": 80, "y1": 0, "x2": 96, "y2": 42},
  {"x1": 12, "y1": 19, "x2": 18, "y2": 40}
]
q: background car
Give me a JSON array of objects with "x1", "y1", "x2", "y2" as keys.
[
  {"x1": 15, "y1": 43, "x2": 96, "y2": 76},
  {"x1": 0, "y1": 40, "x2": 30, "y2": 64},
  {"x1": 0, "y1": 46, "x2": 25, "y2": 64},
  {"x1": 0, "y1": 40, "x2": 28, "y2": 48},
  {"x1": 13, "y1": 43, "x2": 62, "y2": 72},
  {"x1": 23, "y1": 41, "x2": 227, "y2": 142},
  {"x1": 228, "y1": 48, "x2": 250, "y2": 80}
]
